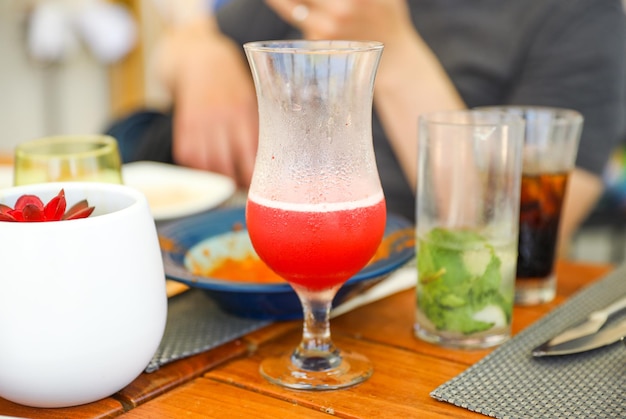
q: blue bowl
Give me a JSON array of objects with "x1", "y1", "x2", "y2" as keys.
[{"x1": 159, "y1": 207, "x2": 414, "y2": 320}]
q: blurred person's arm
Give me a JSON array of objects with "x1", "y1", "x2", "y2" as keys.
[
  {"x1": 153, "y1": 0, "x2": 258, "y2": 187},
  {"x1": 559, "y1": 169, "x2": 604, "y2": 257},
  {"x1": 503, "y1": 1, "x2": 625, "y2": 257}
]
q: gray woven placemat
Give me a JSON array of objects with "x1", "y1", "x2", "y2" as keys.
[
  {"x1": 431, "y1": 263, "x2": 626, "y2": 418},
  {"x1": 145, "y1": 289, "x2": 271, "y2": 373}
]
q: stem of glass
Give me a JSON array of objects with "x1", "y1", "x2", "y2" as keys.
[{"x1": 291, "y1": 285, "x2": 342, "y2": 372}]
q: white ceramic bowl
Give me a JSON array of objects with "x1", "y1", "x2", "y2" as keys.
[{"x1": 0, "y1": 182, "x2": 167, "y2": 407}]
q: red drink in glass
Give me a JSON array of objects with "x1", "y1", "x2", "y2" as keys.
[
  {"x1": 246, "y1": 193, "x2": 386, "y2": 291},
  {"x1": 244, "y1": 39, "x2": 385, "y2": 390}
]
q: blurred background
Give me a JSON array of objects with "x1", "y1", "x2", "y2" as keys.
[
  {"x1": 1, "y1": 0, "x2": 625, "y2": 265},
  {"x1": 0, "y1": 0, "x2": 169, "y2": 154}
]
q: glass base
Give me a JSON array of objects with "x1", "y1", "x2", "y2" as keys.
[
  {"x1": 515, "y1": 273, "x2": 556, "y2": 305},
  {"x1": 260, "y1": 350, "x2": 372, "y2": 390},
  {"x1": 414, "y1": 324, "x2": 510, "y2": 349}
]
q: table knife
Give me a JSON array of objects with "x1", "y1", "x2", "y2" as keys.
[
  {"x1": 536, "y1": 295, "x2": 626, "y2": 349},
  {"x1": 532, "y1": 317, "x2": 626, "y2": 357}
]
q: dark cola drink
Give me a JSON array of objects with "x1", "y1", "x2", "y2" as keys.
[{"x1": 516, "y1": 172, "x2": 569, "y2": 278}]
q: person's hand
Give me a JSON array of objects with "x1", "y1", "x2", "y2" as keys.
[
  {"x1": 264, "y1": 0, "x2": 418, "y2": 92},
  {"x1": 264, "y1": 0, "x2": 415, "y2": 48},
  {"x1": 155, "y1": 18, "x2": 258, "y2": 188}
]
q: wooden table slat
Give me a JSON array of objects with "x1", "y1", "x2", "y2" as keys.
[
  {"x1": 206, "y1": 332, "x2": 473, "y2": 418},
  {"x1": 121, "y1": 379, "x2": 332, "y2": 419},
  {"x1": 0, "y1": 397, "x2": 124, "y2": 419},
  {"x1": 115, "y1": 339, "x2": 249, "y2": 409}
]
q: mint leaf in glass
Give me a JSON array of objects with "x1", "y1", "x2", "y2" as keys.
[{"x1": 417, "y1": 227, "x2": 513, "y2": 335}]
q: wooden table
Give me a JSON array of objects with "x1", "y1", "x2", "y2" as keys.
[{"x1": 0, "y1": 261, "x2": 612, "y2": 418}]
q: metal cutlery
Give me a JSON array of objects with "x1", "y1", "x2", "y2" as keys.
[
  {"x1": 532, "y1": 294, "x2": 626, "y2": 357},
  {"x1": 532, "y1": 317, "x2": 626, "y2": 356}
]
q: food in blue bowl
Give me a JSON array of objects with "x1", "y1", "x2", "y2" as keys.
[{"x1": 159, "y1": 207, "x2": 414, "y2": 320}]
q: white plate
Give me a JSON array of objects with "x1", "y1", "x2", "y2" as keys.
[{"x1": 122, "y1": 161, "x2": 236, "y2": 221}]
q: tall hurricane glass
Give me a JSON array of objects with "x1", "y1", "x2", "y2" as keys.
[{"x1": 244, "y1": 40, "x2": 385, "y2": 390}]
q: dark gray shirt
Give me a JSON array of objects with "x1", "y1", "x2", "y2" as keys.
[{"x1": 217, "y1": 0, "x2": 626, "y2": 221}]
